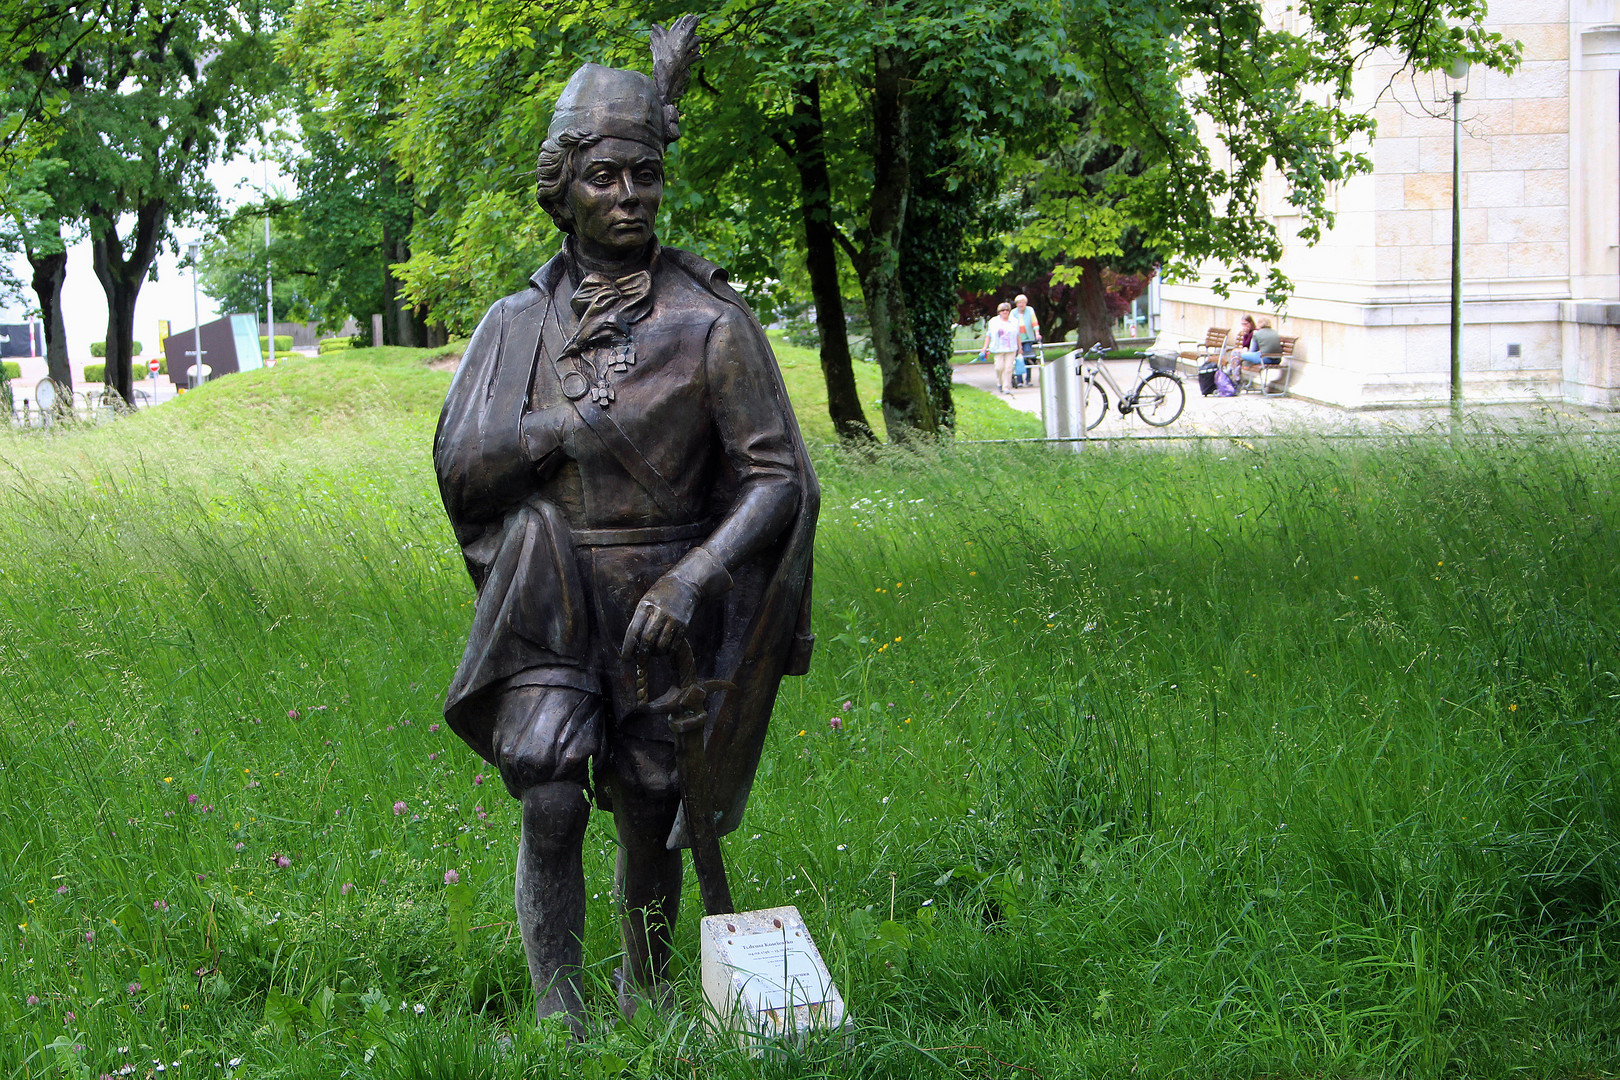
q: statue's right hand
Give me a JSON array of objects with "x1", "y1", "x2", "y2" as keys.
[{"x1": 520, "y1": 407, "x2": 570, "y2": 463}]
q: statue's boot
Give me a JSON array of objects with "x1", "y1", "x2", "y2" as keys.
[
  {"x1": 516, "y1": 781, "x2": 591, "y2": 1038},
  {"x1": 612, "y1": 965, "x2": 675, "y2": 1023},
  {"x1": 611, "y1": 788, "x2": 682, "y2": 1022}
]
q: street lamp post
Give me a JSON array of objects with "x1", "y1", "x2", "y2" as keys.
[
  {"x1": 264, "y1": 158, "x2": 274, "y2": 365},
  {"x1": 188, "y1": 240, "x2": 205, "y2": 388},
  {"x1": 1447, "y1": 58, "x2": 1469, "y2": 416}
]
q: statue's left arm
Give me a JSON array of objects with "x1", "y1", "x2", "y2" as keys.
[{"x1": 621, "y1": 308, "x2": 802, "y2": 656}]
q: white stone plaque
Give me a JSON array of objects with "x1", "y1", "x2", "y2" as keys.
[{"x1": 700, "y1": 905, "x2": 848, "y2": 1049}]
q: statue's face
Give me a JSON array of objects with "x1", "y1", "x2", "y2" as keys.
[{"x1": 567, "y1": 137, "x2": 664, "y2": 261}]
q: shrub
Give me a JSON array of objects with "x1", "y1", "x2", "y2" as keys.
[
  {"x1": 1, "y1": 361, "x2": 18, "y2": 381},
  {"x1": 89, "y1": 341, "x2": 142, "y2": 357},
  {"x1": 318, "y1": 337, "x2": 354, "y2": 354},
  {"x1": 85, "y1": 359, "x2": 165, "y2": 383},
  {"x1": 260, "y1": 335, "x2": 295, "y2": 353}
]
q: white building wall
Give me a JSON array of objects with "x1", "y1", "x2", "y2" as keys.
[{"x1": 1160, "y1": 0, "x2": 1620, "y2": 408}]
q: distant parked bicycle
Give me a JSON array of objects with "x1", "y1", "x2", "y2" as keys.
[{"x1": 1071, "y1": 342, "x2": 1186, "y2": 430}]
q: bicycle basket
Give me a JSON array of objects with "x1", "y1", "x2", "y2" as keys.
[{"x1": 1146, "y1": 349, "x2": 1178, "y2": 374}]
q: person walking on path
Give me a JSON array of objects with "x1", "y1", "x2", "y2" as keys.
[
  {"x1": 983, "y1": 301, "x2": 1021, "y2": 394},
  {"x1": 1012, "y1": 294, "x2": 1042, "y2": 388}
]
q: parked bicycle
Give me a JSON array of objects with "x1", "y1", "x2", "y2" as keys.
[{"x1": 1071, "y1": 342, "x2": 1186, "y2": 429}]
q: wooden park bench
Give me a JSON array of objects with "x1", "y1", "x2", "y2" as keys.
[
  {"x1": 1241, "y1": 335, "x2": 1298, "y2": 396},
  {"x1": 1177, "y1": 326, "x2": 1230, "y2": 367}
]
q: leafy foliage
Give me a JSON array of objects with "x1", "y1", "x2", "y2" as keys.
[
  {"x1": 198, "y1": 201, "x2": 313, "y2": 326},
  {"x1": 1015, "y1": 0, "x2": 1520, "y2": 303},
  {"x1": 3, "y1": 0, "x2": 284, "y2": 401}
]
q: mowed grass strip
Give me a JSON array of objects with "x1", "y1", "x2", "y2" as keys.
[{"x1": 0, "y1": 345, "x2": 1613, "y2": 1078}]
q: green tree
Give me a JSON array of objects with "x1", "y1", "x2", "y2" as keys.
[
  {"x1": 1, "y1": 158, "x2": 73, "y2": 385},
  {"x1": 269, "y1": 0, "x2": 1515, "y2": 442},
  {"x1": 8, "y1": 0, "x2": 282, "y2": 403},
  {"x1": 1009, "y1": 0, "x2": 1518, "y2": 319},
  {"x1": 197, "y1": 197, "x2": 312, "y2": 326},
  {"x1": 689, "y1": 0, "x2": 1068, "y2": 441},
  {"x1": 280, "y1": 6, "x2": 457, "y2": 346}
]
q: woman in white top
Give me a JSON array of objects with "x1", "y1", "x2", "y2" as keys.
[{"x1": 982, "y1": 301, "x2": 1022, "y2": 394}]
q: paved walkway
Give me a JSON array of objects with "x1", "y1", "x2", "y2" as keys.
[{"x1": 951, "y1": 359, "x2": 1620, "y2": 439}]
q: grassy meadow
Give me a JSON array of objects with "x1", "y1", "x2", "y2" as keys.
[{"x1": 0, "y1": 340, "x2": 1614, "y2": 1079}]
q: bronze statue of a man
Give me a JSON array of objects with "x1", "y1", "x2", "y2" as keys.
[{"x1": 433, "y1": 18, "x2": 818, "y2": 1033}]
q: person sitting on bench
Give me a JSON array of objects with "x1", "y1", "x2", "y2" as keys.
[{"x1": 1239, "y1": 318, "x2": 1281, "y2": 366}]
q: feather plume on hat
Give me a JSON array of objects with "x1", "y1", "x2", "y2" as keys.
[{"x1": 650, "y1": 14, "x2": 700, "y2": 142}]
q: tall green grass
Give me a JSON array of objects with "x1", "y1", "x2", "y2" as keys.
[{"x1": 0, "y1": 351, "x2": 1614, "y2": 1078}]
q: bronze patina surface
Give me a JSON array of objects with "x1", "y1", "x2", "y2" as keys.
[{"x1": 432, "y1": 16, "x2": 818, "y2": 1031}]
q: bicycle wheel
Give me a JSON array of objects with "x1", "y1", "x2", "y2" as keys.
[
  {"x1": 1134, "y1": 372, "x2": 1185, "y2": 426},
  {"x1": 1081, "y1": 376, "x2": 1108, "y2": 430}
]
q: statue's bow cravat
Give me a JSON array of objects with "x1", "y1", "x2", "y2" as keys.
[{"x1": 563, "y1": 269, "x2": 654, "y2": 357}]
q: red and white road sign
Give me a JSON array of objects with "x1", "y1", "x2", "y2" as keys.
[{"x1": 148, "y1": 358, "x2": 161, "y2": 374}]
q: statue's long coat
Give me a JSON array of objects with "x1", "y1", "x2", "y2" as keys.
[{"x1": 433, "y1": 246, "x2": 817, "y2": 842}]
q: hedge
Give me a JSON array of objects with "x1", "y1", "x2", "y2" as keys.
[
  {"x1": 89, "y1": 341, "x2": 143, "y2": 358},
  {"x1": 317, "y1": 337, "x2": 354, "y2": 354},
  {"x1": 85, "y1": 359, "x2": 166, "y2": 383},
  {"x1": 1, "y1": 361, "x2": 18, "y2": 380},
  {"x1": 260, "y1": 335, "x2": 295, "y2": 353}
]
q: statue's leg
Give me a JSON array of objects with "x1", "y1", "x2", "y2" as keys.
[
  {"x1": 610, "y1": 784, "x2": 682, "y2": 1014},
  {"x1": 516, "y1": 780, "x2": 591, "y2": 1035},
  {"x1": 493, "y1": 682, "x2": 602, "y2": 1035}
]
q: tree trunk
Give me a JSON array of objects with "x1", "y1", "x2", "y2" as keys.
[
  {"x1": 90, "y1": 197, "x2": 167, "y2": 405},
  {"x1": 854, "y1": 47, "x2": 936, "y2": 441},
  {"x1": 26, "y1": 231, "x2": 71, "y2": 388},
  {"x1": 898, "y1": 113, "x2": 971, "y2": 434},
  {"x1": 379, "y1": 220, "x2": 398, "y2": 347},
  {"x1": 392, "y1": 237, "x2": 419, "y2": 347},
  {"x1": 1069, "y1": 257, "x2": 1117, "y2": 352},
  {"x1": 789, "y1": 77, "x2": 872, "y2": 442}
]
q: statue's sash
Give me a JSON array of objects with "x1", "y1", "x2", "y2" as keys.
[{"x1": 540, "y1": 284, "x2": 683, "y2": 518}]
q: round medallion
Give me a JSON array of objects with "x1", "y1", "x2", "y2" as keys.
[{"x1": 561, "y1": 370, "x2": 590, "y2": 400}]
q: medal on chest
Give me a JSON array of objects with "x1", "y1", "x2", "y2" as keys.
[{"x1": 560, "y1": 339, "x2": 636, "y2": 408}]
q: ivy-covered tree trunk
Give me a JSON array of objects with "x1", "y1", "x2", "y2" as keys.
[
  {"x1": 26, "y1": 232, "x2": 71, "y2": 389},
  {"x1": 90, "y1": 198, "x2": 166, "y2": 405},
  {"x1": 899, "y1": 106, "x2": 979, "y2": 434},
  {"x1": 898, "y1": 215, "x2": 961, "y2": 432},
  {"x1": 789, "y1": 78, "x2": 872, "y2": 442},
  {"x1": 853, "y1": 47, "x2": 936, "y2": 441}
]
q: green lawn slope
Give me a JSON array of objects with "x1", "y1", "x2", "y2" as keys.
[{"x1": 0, "y1": 342, "x2": 1613, "y2": 1079}]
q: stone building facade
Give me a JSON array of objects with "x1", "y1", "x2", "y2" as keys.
[{"x1": 1159, "y1": 1, "x2": 1620, "y2": 408}]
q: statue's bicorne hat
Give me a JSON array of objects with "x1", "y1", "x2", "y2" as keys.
[{"x1": 546, "y1": 16, "x2": 701, "y2": 150}]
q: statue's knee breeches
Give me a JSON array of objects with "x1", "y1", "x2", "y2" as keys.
[{"x1": 493, "y1": 684, "x2": 602, "y2": 797}]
